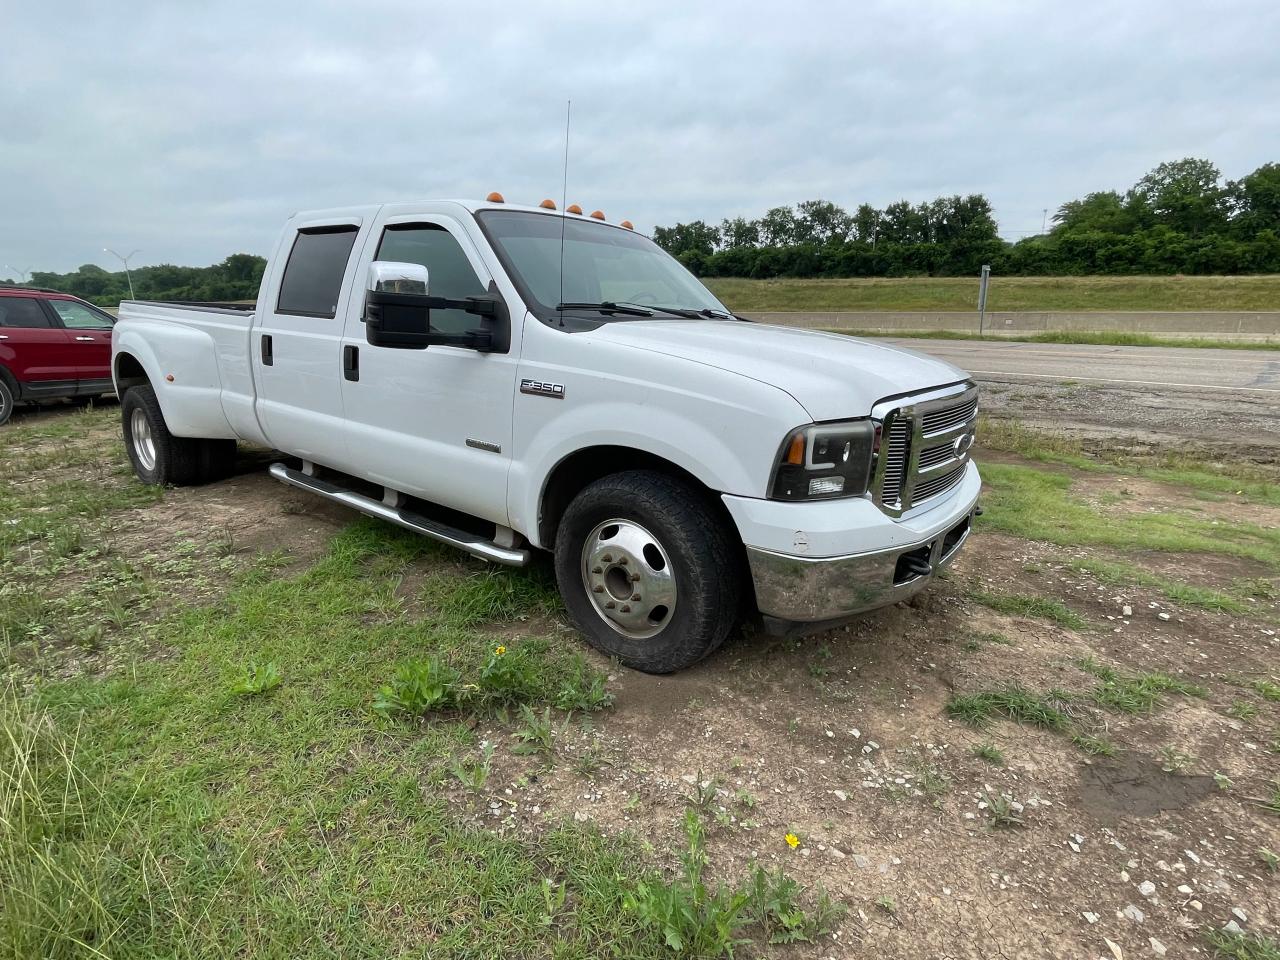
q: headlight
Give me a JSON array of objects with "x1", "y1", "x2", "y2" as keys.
[{"x1": 768, "y1": 419, "x2": 876, "y2": 501}]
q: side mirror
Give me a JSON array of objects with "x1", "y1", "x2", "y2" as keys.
[{"x1": 363, "y1": 260, "x2": 500, "y2": 351}]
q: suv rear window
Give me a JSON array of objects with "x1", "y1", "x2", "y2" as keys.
[
  {"x1": 0, "y1": 297, "x2": 53, "y2": 328},
  {"x1": 276, "y1": 226, "x2": 360, "y2": 318}
]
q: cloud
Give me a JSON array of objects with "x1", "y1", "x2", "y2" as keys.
[{"x1": 2, "y1": 0, "x2": 1277, "y2": 272}]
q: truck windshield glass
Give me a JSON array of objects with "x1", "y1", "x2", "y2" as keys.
[{"x1": 476, "y1": 210, "x2": 726, "y2": 318}]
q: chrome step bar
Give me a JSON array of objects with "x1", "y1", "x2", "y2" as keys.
[{"x1": 268, "y1": 462, "x2": 529, "y2": 566}]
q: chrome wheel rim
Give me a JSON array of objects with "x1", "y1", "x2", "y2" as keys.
[
  {"x1": 130, "y1": 408, "x2": 156, "y2": 471},
  {"x1": 580, "y1": 518, "x2": 677, "y2": 639}
]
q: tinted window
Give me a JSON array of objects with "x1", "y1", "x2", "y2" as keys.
[
  {"x1": 376, "y1": 224, "x2": 486, "y2": 335},
  {"x1": 49, "y1": 300, "x2": 114, "y2": 329},
  {"x1": 276, "y1": 227, "x2": 360, "y2": 318},
  {"x1": 0, "y1": 297, "x2": 53, "y2": 328}
]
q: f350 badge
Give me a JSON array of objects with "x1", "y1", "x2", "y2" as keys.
[{"x1": 520, "y1": 379, "x2": 565, "y2": 399}]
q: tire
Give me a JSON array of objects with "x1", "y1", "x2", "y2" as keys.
[
  {"x1": 0, "y1": 378, "x2": 13, "y2": 426},
  {"x1": 121, "y1": 384, "x2": 208, "y2": 485},
  {"x1": 554, "y1": 470, "x2": 742, "y2": 673}
]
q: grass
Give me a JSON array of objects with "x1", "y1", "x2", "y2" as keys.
[
  {"x1": 972, "y1": 741, "x2": 1004, "y2": 764},
  {"x1": 979, "y1": 417, "x2": 1280, "y2": 508},
  {"x1": 968, "y1": 588, "x2": 1086, "y2": 629},
  {"x1": 945, "y1": 687, "x2": 1073, "y2": 732},
  {"x1": 1069, "y1": 558, "x2": 1250, "y2": 614},
  {"x1": 1204, "y1": 928, "x2": 1280, "y2": 960},
  {"x1": 706, "y1": 274, "x2": 1280, "y2": 313},
  {"x1": 827, "y1": 328, "x2": 1280, "y2": 351},
  {"x1": 1077, "y1": 657, "x2": 1207, "y2": 713},
  {"x1": 976, "y1": 462, "x2": 1280, "y2": 570},
  {"x1": 2, "y1": 518, "x2": 685, "y2": 958}
]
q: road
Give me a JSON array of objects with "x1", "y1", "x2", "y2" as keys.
[{"x1": 880, "y1": 337, "x2": 1280, "y2": 396}]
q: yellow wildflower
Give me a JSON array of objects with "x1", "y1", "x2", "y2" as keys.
[
  {"x1": 494, "y1": 645, "x2": 507, "y2": 656},
  {"x1": 785, "y1": 832, "x2": 800, "y2": 849}
]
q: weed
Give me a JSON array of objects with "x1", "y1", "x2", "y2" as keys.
[
  {"x1": 373, "y1": 656, "x2": 460, "y2": 717},
  {"x1": 554, "y1": 658, "x2": 615, "y2": 712},
  {"x1": 230, "y1": 660, "x2": 283, "y2": 696},
  {"x1": 539, "y1": 878, "x2": 567, "y2": 928},
  {"x1": 1158, "y1": 746, "x2": 1196, "y2": 773},
  {"x1": 743, "y1": 863, "x2": 845, "y2": 944},
  {"x1": 478, "y1": 643, "x2": 544, "y2": 704},
  {"x1": 981, "y1": 792, "x2": 1024, "y2": 828},
  {"x1": 972, "y1": 742, "x2": 1004, "y2": 764},
  {"x1": 874, "y1": 895, "x2": 897, "y2": 915},
  {"x1": 449, "y1": 741, "x2": 495, "y2": 793},
  {"x1": 735, "y1": 789, "x2": 757, "y2": 809},
  {"x1": 686, "y1": 772, "x2": 722, "y2": 811},
  {"x1": 623, "y1": 809, "x2": 750, "y2": 958},
  {"x1": 1259, "y1": 848, "x2": 1279, "y2": 873},
  {"x1": 912, "y1": 760, "x2": 950, "y2": 807},
  {"x1": 512, "y1": 704, "x2": 559, "y2": 758},
  {"x1": 946, "y1": 687, "x2": 1073, "y2": 732},
  {"x1": 1202, "y1": 928, "x2": 1280, "y2": 960},
  {"x1": 1072, "y1": 733, "x2": 1118, "y2": 757},
  {"x1": 1252, "y1": 679, "x2": 1280, "y2": 702},
  {"x1": 968, "y1": 588, "x2": 1085, "y2": 629},
  {"x1": 1213, "y1": 771, "x2": 1233, "y2": 791},
  {"x1": 1228, "y1": 701, "x2": 1259, "y2": 722},
  {"x1": 1261, "y1": 782, "x2": 1280, "y2": 816},
  {"x1": 572, "y1": 744, "x2": 612, "y2": 779}
]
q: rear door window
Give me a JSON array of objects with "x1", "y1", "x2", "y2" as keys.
[
  {"x1": 0, "y1": 297, "x2": 54, "y2": 328},
  {"x1": 276, "y1": 226, "x2": 360, "y2": 318},
  {"x1": 375, "y1": 224, "x2": 487, "y2": 334}
]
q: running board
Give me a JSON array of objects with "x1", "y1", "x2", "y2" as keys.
[{"x1": 268, "y1": 462, "x2": 529, "y2": 566}]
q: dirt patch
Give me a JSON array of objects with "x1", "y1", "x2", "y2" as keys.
[{"x1": 1077, "y1": 755, "x2": 1218, "y2": 819}]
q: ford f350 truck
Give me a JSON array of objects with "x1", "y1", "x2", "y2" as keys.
[{"x1": 112, "y1": 197, "x2": 980, "y2": 672}]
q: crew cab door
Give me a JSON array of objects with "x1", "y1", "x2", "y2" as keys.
[
  {"x1": 253, "y1": 217, "x2": 368, "y2": 470},
  {"x1": 338, "y1": 212, "x2": 518, "y2": 525},
  {"x1": 43, "y1": 299, "x2": 115, "y2": 390},
  {"x1": 0, "y1": 295, "x2": 77, "y2": 395}
]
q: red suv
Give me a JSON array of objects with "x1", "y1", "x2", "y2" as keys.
[{"x1": 0, "y1": 287, "x2": 116, "y2": 425}]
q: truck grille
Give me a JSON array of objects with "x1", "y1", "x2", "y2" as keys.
[{"x1": 872, "y1": 383, "x2": 978, "y2": 517}]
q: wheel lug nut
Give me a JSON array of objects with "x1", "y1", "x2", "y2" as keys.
[
  {"x1": 631, "y1": 593, "x2": 641, "y2": 601},
  {"x1": 592, "y1": 585, "x2": 604, "y2": 593},
  {"x1": 605, "y1": 600, "x2": 616, "y2": 609},
  {"x1": 618, "y1": 557, "x2": 628, "y2": 565},
  {"x1": 630, "y1": 572, "x2": 641, "y2": 582},
  {"x1": 601, "y1": 554, "x2": 612, "y2": 562},
  {"x1": 620, "y1": 604, "x2": 631, "y2": 613},
  {"x1": 592, "y1": 566, "x2": 603, "y2": 574}
]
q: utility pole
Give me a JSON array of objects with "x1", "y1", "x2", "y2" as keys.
[
  {"x1": 4, "y1": 265, "x2": 30, "y2": 285},
  {"x1": 1042, "y1": 208, "x2": 1049, "y2": 233},
  {"x1": 103, "y1": 248, "x2": 141, "y2": 300}
]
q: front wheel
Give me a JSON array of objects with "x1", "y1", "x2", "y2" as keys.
[{"x1": 554, "y1": 470, "x2": 742, "y2": 673}]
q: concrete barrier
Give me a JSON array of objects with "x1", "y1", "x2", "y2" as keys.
[{"x1": 744, "y1": 311, "x2": 1280, "y2": 340}]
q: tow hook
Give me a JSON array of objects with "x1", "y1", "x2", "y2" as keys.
[{"x1": 902, "y1": 555, "x2": 933, "y2": 578}]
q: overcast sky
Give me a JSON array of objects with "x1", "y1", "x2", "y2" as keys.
[{"x1": 3, "y1": 0, "x2": 1278, "y2": 274}]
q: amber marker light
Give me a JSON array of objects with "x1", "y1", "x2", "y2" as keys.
[
  {"x1": 589, "y1": 210, "x2": 605, "y2": 220},
  {"x1": 620, "y1": 220, "x2": 634, "y2": 229},
  {"x1": 566, "y1": 203, "x2": 583, "y2": 214},
  {"x1": 785, "y1": 433, "x2": 805, "y2": 464},
  {"x1": 539, "y1": 199, "x2": 557, "y2": 209},
  {"x1": 486, "y1": 191, "x2": 505, "y2": 203}
]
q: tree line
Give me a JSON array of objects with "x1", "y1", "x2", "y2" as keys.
[
  {"x1": 1, "y1": 254, "x2": 267, "y2": 307},
  {"x1": 653, "y1": 158, "x2": 1280, "y2": 278}
]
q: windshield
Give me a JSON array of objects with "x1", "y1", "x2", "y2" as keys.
[{"x1": 476, "y1": 210, "x2": 727, "y2": 318}]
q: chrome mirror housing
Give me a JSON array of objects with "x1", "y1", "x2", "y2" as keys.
[{"x1": 367, "y1": 261, "x2": 429, "y2": 296}]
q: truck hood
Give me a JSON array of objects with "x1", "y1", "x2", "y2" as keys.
[{"x1": 585, "y1": 320, "x2": 969, "y2": 421}]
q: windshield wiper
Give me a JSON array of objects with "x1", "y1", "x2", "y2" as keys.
[
  {"x1": 557, "y1": 301, "x2": 653, "y2": 317},
  {"x1": 608, "y1": 301, "x2": 707, "y2": 319}
]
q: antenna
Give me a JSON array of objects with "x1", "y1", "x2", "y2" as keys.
[{"x1": 558, "y1": 99, "x2": 571, "y2": 327}]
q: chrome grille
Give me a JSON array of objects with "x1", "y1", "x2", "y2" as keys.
[
  {"x1": 879, "y1": 420, "x2": 910, "y2": 502},
  {"x1": 872, "y1": 382, "x2": 978, "y2": 516}
]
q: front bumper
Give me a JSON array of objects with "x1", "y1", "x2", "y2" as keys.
[{"x1": 734, "y1": 464, "x2": 981, "y2": 623}]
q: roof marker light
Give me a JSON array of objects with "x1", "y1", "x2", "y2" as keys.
[
  {"x1": 486, "y1": 191, "x2": 505, "y2": 203},
  {"x1": 620, "y1": 220, "x2": 634, "y2": 229},
  {"x1": 566, "y1": 203, "x2": 583, "y2": 215},
  {"x1": 539, "y1": 198, "x2": 557, "y2": 210},
  {"x1": 589, "y1": 210, "x2": 605, "y2": 220}
]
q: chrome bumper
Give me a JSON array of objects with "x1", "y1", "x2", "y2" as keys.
[{"x1": 746, "y1": 502, "x2": 979, "y2": 623}]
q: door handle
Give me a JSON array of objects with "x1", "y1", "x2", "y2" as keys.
[
  {"x1": 75, "y1": 336, "x2": 96, "y2": 341},
  {"x1": 261, "y1": 334, "x2": 273, "y2": 366},
  {"x1": 0, "y1": 334, "x2": 8, "y2": 340},
  {"x1": 343, "y1": 344, "x2": 359, "y2": 382}
]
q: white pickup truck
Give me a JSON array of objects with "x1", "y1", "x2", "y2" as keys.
[{"x1": 112, "y1": 197, "x2": 980, "y2": 672}]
